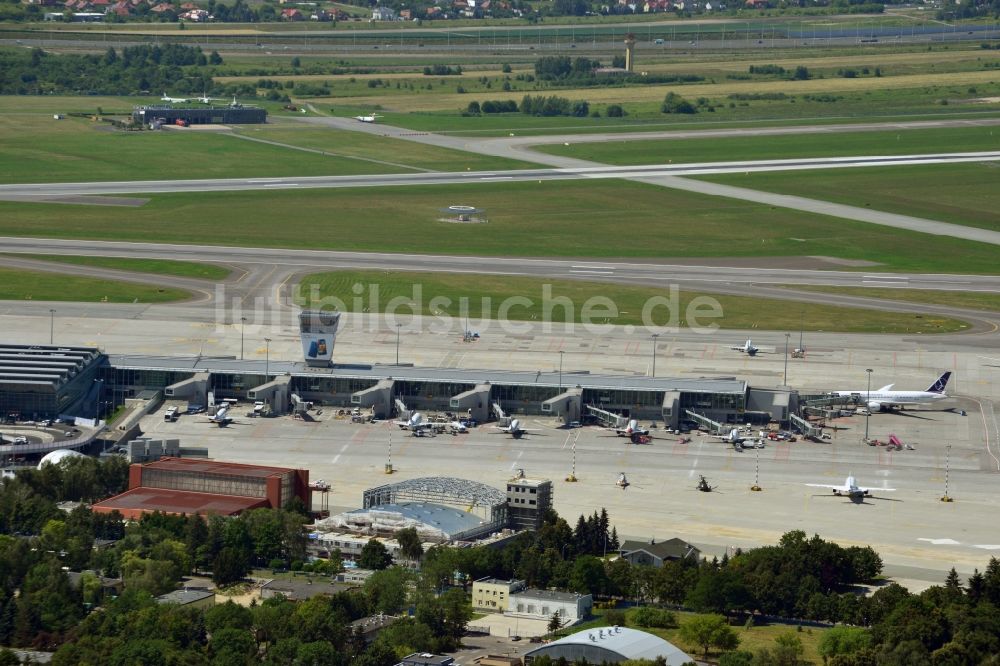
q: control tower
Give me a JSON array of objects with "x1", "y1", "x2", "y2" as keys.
[
  {"x1": 299, "y1": 310, "x2": 341, "y2": 367},
  {"x1": 624, "y1": 33, "x2": 636, "y2": 72}
]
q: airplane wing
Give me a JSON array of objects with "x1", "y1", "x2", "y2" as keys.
[
  {"x1": 805, "y1": 483, "x2": 846, "y2": 490},
  {"x1": 859, "y1": 486, "x2": 895, "y2": 493},
  {"x1": 877, "y1": 384, "x2": 895, "y2": 392}
]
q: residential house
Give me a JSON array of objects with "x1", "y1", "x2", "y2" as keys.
[
  {"x1": 178, "y1": 7, "x2": 208, "y2": 19},
  {"x1": 371, "y1": 5, "x2": 396, "y2": 20},
  {"x1": 618, "y1": 538, "x2": 701, "y2": 568}
]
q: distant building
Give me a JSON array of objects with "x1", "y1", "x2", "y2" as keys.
[
  {"x1": 505, "y1": 476, "x2": 552, "y2": 531},
  {"x1": 92, "y1": 457, "x2": 309, "y2": 519},
  {"x1": 371, "y1": 5, "x2": 396, "y2": 19},
  {"x1": 397, "y1": 654, "x2": 454, "y2": 666},
  {"x1": 350, "y1": 614, "x2": 399, "y2": 644},
  {"x1": 523, "y1": 626, "x2": 692, "y2": 665},
  {"x1": 509, "y1": 589, "x2": 591, "y2": 624},
  {"x1": 0, "y1": 344, "x2": 106, "y2": 420},
  {"x1": 472, "y1": 577, "x2": 525, "y2": 612},
  {"x1": 260, "y1": 578, "x2": 358, "y2": 601},
  {"x1": 156, "y1": 588, "x2": 215, "y2": 610},
  {"x1": 133, "y1": 104, "x2": 266, "y2": 126},
  {"x1": 335, "y1": 568, "x2": 376, "y2": 585},
  {"x1": 618, "y1": 538, "x2": 700, "y2": 567}
]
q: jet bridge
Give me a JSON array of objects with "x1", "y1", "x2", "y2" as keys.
[
  {"x1": 351, "y1": 379, "x2": 395, "y2": 419},
  {"x1": 394, "y1": 398, "x2": 409, "y2": 419},
  {"x1": 492, "y1": 401, "x2": 508, "y2": 426},
  {"x1": 585, "y1": 404, "x2": 626, "y2": 428},
  {"x1": 164, "y1": 372, "x2": 210, "y2": 404},
  {"x1": 450, "y1": 383, "x2": 491, "y2": 422},
  {"x1": 684, "y1": 409, "x2": 725, "y2": 433},
  {"x1": 789, "y1": 413, "x2": 823, "y2": 439},
  {"x1": 541, "y1": 388, "x2": 582, "y2": 424},
  {"x1": 248, "y1": 375, "x2": 290, "y2": 415}
]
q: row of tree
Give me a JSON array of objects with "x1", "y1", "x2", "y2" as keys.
[{"x1": 0, "y1": 45, "x2": 219, "y2": 95}]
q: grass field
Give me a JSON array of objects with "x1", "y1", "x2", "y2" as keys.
[
  {"x1": 232, "y1": 122, "x2": 537, "y2": 171},
  {"x1": 0, "y1": 267, "x2": 190, "y2": 303},
  {"x1": 314, "y1": 69, "x2": 1000, "y2": 113},
  {"x1": 294, "y1": 270, "x2": 969, "y2": 333},
  {"x1": 698, "y1": 162, "x2": 1000, "y2": 232},
  {"x1": 780, "y1": 285, "x2": 1000, "y2": 313},
  {"x1": 0, "y1": 115, "x2": 531, "y2": 184},
  {"x1": 561, "y1": 607, "x2": 829, "y2": 664},
  {"x1": 533, "y1": 125, "x2": 1000, "y2": 164},
  {"x1": 5, "y1": 255, "x2": 232, "y2": 281},
  {"x1": 2, "y1": 180, "x2": 1000, "y2": 275}
]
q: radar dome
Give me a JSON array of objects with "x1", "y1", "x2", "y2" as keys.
[{"x1": 38, "y1": 449, "x2": 86, "y2": 469}]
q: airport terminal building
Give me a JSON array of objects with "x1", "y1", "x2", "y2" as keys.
[{"x1": 0, "y1": 341, "x2": 797, "y2": 431}]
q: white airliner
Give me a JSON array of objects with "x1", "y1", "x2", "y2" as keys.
[
  {"x1": 394, "y1": 412, "x2": 434, "y2": 433},
  {"x1": 205, "y1": 406, "x2": 232, "y2": 427},
  {"x1": 195, "y1": 92, "x2": 224, "y2": 104},
  {"x1": 710, "y1": 428, "x2": 763, "y2": 449},
  {"x1": 354, "y1": 112, "x2": 382, "y2": 123},
  {"x1": 806, "y1": 475, "x2": 895, "y2": 499},
  {"x1": 493, "y1": 419, "x2": 539, "y2": 439},
  {"x1": 835, "y1": 372, "x2": 951, "y2": 411},
  {"x1": 730, "y1": 339, "x2": 760, "y2": 356},
  {"x1": 611, "y1": 419, "x2": 649, "y2": 437},
  {"x1": 161, "y1": 92, "x2": 189, "y2": 103}
]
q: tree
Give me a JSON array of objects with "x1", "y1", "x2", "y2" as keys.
[
  {"x1": 213, "y1": 547, "x2": 250, "y2": 587},
  {"x1": 819, "y1": 626, "x2": 872, "y2": 663},
  {"x1": 679, "y1": 614, "x2": 739, "y2": 659},
  {"x1": 290, "y1": 57, "x2": 301, "y2": 68},
  {"x1": 359, "y1": 539, "x2": 393, "y2": 571},
  {"x1": 793, "y1": 66, "x2": 811, "y2": 80},
  {"x1": 466, "y1": 101, "x2": 481, "y2": 115},
  {"x1": 754, "y1": 631, "x2": 805, "y2": 666},
  {"x1": 547, "y1": 612, "x2": 562, "y2": 634},
  {"x1": 364, "y1": 567, "x2": 411, "y2": 615},
  {"x1": 395, "y1": 528, "x2": 424, "y2": 562},
  {"x1": 662, "y1": 92, "x2": 696, "y2": 114}
]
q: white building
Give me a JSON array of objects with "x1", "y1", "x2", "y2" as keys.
[
  {"x1": 508, "y1": 588, "x2": 592, "y2": 624},
  {"x1": 371, "y1": 5, "x2": 396, "y2": 20},
  {"x1": 524, "y1": 626, "x2": 693, "y2": 665}
]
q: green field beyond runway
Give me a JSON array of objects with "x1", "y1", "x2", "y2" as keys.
[
  {"x1": 0, "y1": 267, "x2": 190, "y2": 303},
  {"x1": 697, "y1": 162, "x2": 1000, "y2": 232},
  {"x1": 6, "y1": 255, "x2": 232, "y2": 281},
  {"x1": 296, "y1": 270, "x2": 969, "y2": 333},
  {"x1": 533, "y1": 126, "x2": 1000, "y2": 165},
  {"x1": 2, "y1": 180, "x2": 999, "y2": 275}
]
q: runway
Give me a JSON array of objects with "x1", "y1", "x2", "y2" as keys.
[{"x1": 3, "y1": 152, "x2": 997, "y2": 198}]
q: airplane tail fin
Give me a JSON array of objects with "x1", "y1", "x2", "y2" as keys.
[{"x1": 926, "y1": 371, "x2": 951, "y2": 394}]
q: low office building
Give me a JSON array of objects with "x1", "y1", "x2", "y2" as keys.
[
  {"x1": 472, "y1": 577, "x2": 525, "y2": 612},
  {"x1": 156, "y1": 588, "x2": 215, "y2": 610},
  {"x1": 509, "y1": 589, "x2": 592, "y2": 624},
  {"x1": 350, "y1": 614, "x2": 399, "y2": 645},
  {"x1": 524, "y1": 626, "x2": 692, "y2": 665},
  {"x1": 92, "y1": 457, "x2": 309, "y2": 519},
  {"x1": 618, "y1": 538, "x2": 701, "y2": 567},
  {"x1": 506, "y1": 476, "x2": 552, "y2": 531}
]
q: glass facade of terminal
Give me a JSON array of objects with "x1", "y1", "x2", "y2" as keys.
[{"x1": 93, "y1": 363, "x2": 757, "y2": 425}]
